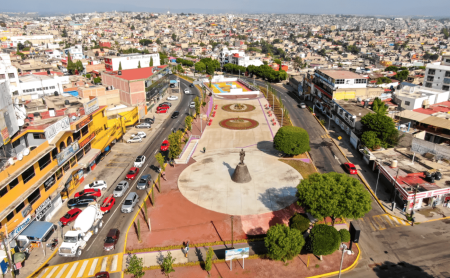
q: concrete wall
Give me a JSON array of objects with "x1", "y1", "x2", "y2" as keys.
[{"x1": 411, "y1": 137, "x2": 450, "y2": 161}]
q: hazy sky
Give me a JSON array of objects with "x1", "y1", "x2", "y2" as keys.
[{"x1": 5, "y1": 0, "x2": 450, "y2": 17}]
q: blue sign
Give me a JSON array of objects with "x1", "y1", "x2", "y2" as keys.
[
  {"x1": 8, "y1": 215, "x2": 32, "y2": 242},
  {"x1": 225, "y1": 247, "x2": 250, "y2": 260},
  {"x1": 57, "y1": 142, "x2": 80, "y2": 166}
]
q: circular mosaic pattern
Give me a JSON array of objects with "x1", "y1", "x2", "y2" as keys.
[
  {"x1": 219, "y1": 118, "x2": 259, "y2": 130},
  {"x1": 222, "y1": 103, "x2": 256, "y2": 112}
]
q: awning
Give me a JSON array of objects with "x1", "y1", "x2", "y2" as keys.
[
  {"x1": 398, "y1": 110, "x2": 430, "y2": 122},
  {"x1": 420, "y1": 116, "x2": 450, "y2": 130},
  {"x1": 77, "y1": 148, "x2": 101, "y2": 168},
  {"x1": 20, "y1": 221, "x2": 54, "y2": 241}
]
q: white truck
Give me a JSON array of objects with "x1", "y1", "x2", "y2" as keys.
[{"x1": 58, "y1": 204, "x2": 104, "y2": 257}]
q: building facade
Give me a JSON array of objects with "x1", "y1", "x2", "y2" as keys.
[{"x1": 104, "y1": 53, "x2": 161, "y2": 72}]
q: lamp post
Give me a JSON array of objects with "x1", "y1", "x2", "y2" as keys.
[
  {"x1": 411, "y1": 185, "x2": 419, "y2": 226},
  {"x1": 375, "y1": 160, "x2": 382, "y2": 198},
  {"x1": 338, "y1": 243, "x2": 348, "y2": 278},
  {"x1": 280, "y1": 108, "x2": 284, "y2": 127}
]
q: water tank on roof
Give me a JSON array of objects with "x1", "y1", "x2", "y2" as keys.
[
  {"x1": 64, "y1": 100, "x2": 70, "y2": 105},
  {"x1": 54, "y1": 91, "x2": 59, "y2": 96},
  {"x1": 33, "y1": 112, "x2": 40, "y2": 117},
  {"x1": 118, "y1": 71, "x2": 122, "y2": 75},
  {"x1": 391, "y1": 160, "x2": 398, "y2": 168}
]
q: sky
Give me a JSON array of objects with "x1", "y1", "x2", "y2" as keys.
[{"x1": 4, "y1": 0, "x2": 450, "y2": 17}]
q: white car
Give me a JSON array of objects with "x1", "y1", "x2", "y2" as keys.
[
  {"x1": 84, "y1": 180, "x2": 107, "y2": 191},
  {"x1": 113, "y1": 181, "x2": 129, "y2": 198},
  {"x1": 134, "y1": 155, "x2": 146, "y2": 168},
  {"x1": 189, "y1": 102, "x2": 196, "y2": 109},
  {"x1": 127, "y1": 136, "x2": 142, "y2": 143},
  {"x1": 131, "y1": 132, "x2": 146, "y2": 138},
  {"x1": 135, "y1": 123, "x2": 151, "y2": 129},
  {"x1": 184, "y1": 88, "x2": 190, "y2": 94},
  {"x1": 167, "y1": 95, "x2": 178, "y2": 101}
]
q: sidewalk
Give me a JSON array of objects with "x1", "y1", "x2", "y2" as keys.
[{"x1": 19, "y1": 93, "x2": 181, "y2": 278}]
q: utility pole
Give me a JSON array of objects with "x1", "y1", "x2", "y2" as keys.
[
  {"x1": 338, "y1": 243, "x2": 348, "y2": 278},
  {"x1": 231, "y1": 215, "x2": 234, "y2": 248},
  {"x1": 375, "y1": 161, "x2": 381, "y2": 198},
  {"x1": 411, "y1": 185, "x2": 419, "y2": 226},
  {"x1": 0, "y1": 229, "x2": 15, "y2": 278}
]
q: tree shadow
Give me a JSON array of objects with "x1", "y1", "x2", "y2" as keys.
[
  {"x1": 256, "y1": 141, "x2": 279, "y2": 156},
  {"x1": 222, "y1": 161, "x2": 234, "y2": 177},
  {"x1": 371, "y1": 261, "x2": 434, "y2": 278},
  {"x1": 257, "y1": 186, "x2": 298, "y2": 211}
]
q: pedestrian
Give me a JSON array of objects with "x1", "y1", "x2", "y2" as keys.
[
  {"x1": 162, "y1": 172, "x2": 166, "y2": 181},
  {"x1": 185, "y1": 241, "x2": 190, "y2": 258},
  {"x1": 402, "y1": 204, "x2": 407, "y2": 214},
  {"x1": 203, "y1": 147, "x2": 206, "y2": 153}
]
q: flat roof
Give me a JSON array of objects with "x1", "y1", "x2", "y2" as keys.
[
  {"x1": 413, "y1": 101, "x2": 450, "y2": 115},
  {"x1": 319, "y1": 69, "x2": 365, "y2": 80},
  {"x1": 105, "y1": 65, "x2": 167, "y2": 81}
]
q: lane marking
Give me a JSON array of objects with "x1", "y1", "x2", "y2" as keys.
[
  {"x1": 77, "y1": 261, "x2": 89, "y2": 278},
  {"x1": 88, "y1": 258, "x2": 98, "y2": 276},
  {"x1": 65, "y1": 262, "x2": 79, "y2": 278},
  {"x1": 101, "y1": 256, "x2": 108, "y2": 272},
  {"x1": 45, "y1": 266, "x2": 59, "y2": 278},
  {"x1": 54, "y1": 264, "x2": 68, "y2": 278},
  {"x1": 111, "y1": 254, "x2": 119, "y2": 272},
  {"x1": 37, "y1": 267, "x2": 49, "y2": 278}
]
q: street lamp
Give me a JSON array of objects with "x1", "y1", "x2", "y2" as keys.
[
  {"x1": 375, "y1": 160, "x2": 382, "y2": 198},
  {"x1": 338, "y1": 243, "x2": 348, "y2": 278},
  {"x1": 280, "y1": 108, "x2": 284, "y2": 127}
]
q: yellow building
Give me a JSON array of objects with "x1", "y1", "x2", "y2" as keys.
[{"x1": 0, "y1": 97, "x2": 124, "y2": 240}]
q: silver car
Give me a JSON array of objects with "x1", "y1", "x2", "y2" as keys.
[
  {"x1": 113, "y1": 181, "x2": 129, "y2": 197},
  {"x1": 121, "y1": 192, "x2": 139, "y2": 213},
  {"x1": 137, "y1": 174, "x2": 152, "y2": 190}
]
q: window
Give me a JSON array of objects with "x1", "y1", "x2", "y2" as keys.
[
  {"x1": 50, "y1": 86, "x2": 55, "y2": 89},
  {"x1": 76, "y1": 150, "x2": 84, "y2": 161},
  {"x1": 33, "y1": 133, "x2": 45, "y2": 139},
  {"x1": 81, "y1": 125, "x2": 89, "y2": 137},
  {"x1": 59, "y1": 141, "x2": 66, "y2": 151},
  {"x1": 428, "y1": 69, "x2": 435, "y2": 75},
  {"x1": 12, "y1": 139, "x2": 21, "y2": 148},
  {"x1": 44, "y1": 175, "x2": 56, "y2": 191},
  {"x1": 335, "y1": 79, "x2": 345, "y2": 84},
  {"x1": 6, "y1": 211, "x2": 14, "y2": 222},
  {"x1": 447, "y1": 59, "x2": 450, "y2": 63},
  {"x1": 67, "y1": 136, "x2": 73, "y2": 146},
  {"x1": 63, "y1": 162, "x2": 70, "y2": 172},
  {"x1": 405, "y1": 101, "x2": 411, "y2": 106},
  {"x1": 427, "y1": 76, "x2": 434, "y2": 82},
  {"x1": 9, "y1": 178, "x2": 19, "y2": 190},
  {"x1": 22, "y1": 166, "x2": 36, "y2": 184},
  {"x1": 8, "y1": 73, "x2": 15, "y2": 79},
  {"x1": 0, "y1": 187, "x2": 7, "y2": 197},
  {"x1": 27, "y1": 188, "x2": 41, "y2": 205},
  {"x1": 38, "y1": 153, "x2": 52, "y2": 170},
  {"x1": 55, "y1": 168, "x2": 63, "y2": 180},
  {"x1": 73, "y1": 131, "x2": 81, "y2": 141},
  {"x1": 355, "y1": 79, "x2": 367, "y2": 84},
  {"x1": 425, "y1": 82, "x2": 432, "y2": 88},
  {"x1": 0, "y1": 74, "x2": 5, "y2": 80},
  {"x1": 15, "y1": 202, "x2": 25, "y2": 214},
  {"x1": 443, "y1": 85, "x2": 450, "y2": 91},
  {"x1": 51, "y1": 148, "x2": 58, "y2": 160},
  {"x1": 446, "y1": 71, "x2": 450, "y2": 77}
]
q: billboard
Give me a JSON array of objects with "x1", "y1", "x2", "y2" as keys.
[{"x1": 225, "y1": 247, "x2": 250, "y2": 261}]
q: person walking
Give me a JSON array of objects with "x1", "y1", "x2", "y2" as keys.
[
  {"x1": 184, "y1": 241, "x2": 190, "y2": 258},
  {"x1": 203, "y1": 147, "x2": 206, "y2": 153}
]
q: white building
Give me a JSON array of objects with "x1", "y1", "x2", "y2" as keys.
[
  {"x1": 0, "y1": 54, "x2": 21, "y2": 96},
  {"x1": 9, "y1": 35, "x2": 54, "y2": 47},
  {"x1": 64, "y1": 44, "x2": 84, "y2": 60},
  {"x1": 104, "y1": 53, "x2": 160, "y2": 71},
  {"x1": 218, "y1": 47, "x2": 264, "y2": 67},
  {"x1": 394, "y1": 85, "x2": 450, "y2": 111},
  {"x1": 18, "y1": 74, "x2": 65, "y2": 99},
  {"x1": 44, "y1": 49, "x2": 62, "y2": 59},
  {"x1": 423, "y1": 52, "x2": 450, "y2": 91}
]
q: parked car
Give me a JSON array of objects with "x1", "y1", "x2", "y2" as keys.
[
  {"x1": 137, "y1": 174, "x2": 152, "y2": 190},
  {"x1": 161, "y1": 102, "x2": 172, "y2": 107},
  {"x1": 134, "y1": 155, "x2": 146, "y2": 168},
  {"x1": 136, "y1": 123, "x2": 151, "y2": 129},
  {"x1": 160, "y1": 140, "x2": 170, "y2": 152},
  {"x1": 95, "y1": 272, "x2": 109, "y2": 278},
  {"x1": 144, "y1": 118, "x2": 155, "y2": 124},
  {"x1": 189, "y1": 102, "x2": 196, "y2": 109},
  {"x1": 167, "y1": 95, "x2": 178, "y2": 101},
  {"x1": 184, "y1": 88, "x2": 190, "y2": 94},
  {"x1": 67, "y1": 196, "x2": 97, "y2": 208},
  {"x1": 126, "y1": 167, "x2": 139, "y2": 180},
  {"x1": 171, "y1": 111, "x2": 180, "y2": 119},
  {"x1": 298, "y1": 103, "x2": 306, "y2": 109},
  {"x1": 127, "y1": 136, "x2": 142, "y2": 143},
  {"x1": 170, "y1": 83, "x2": 175, "y2": 88},
  {"x1": 84, "y1": 180, "x2": 107, "y2": 191},
  {"x1": 131, "y1": 132, "x2": 146, "y2": 138},
  {"x1": 343, "y1": 162, "x2": 358, "y2": 175},
  {"x1": 121, "y1": 192, "x2": 139, "y2": 213},
  {"x1": 100, "y1": 195, "x2": 116, "y2": 213},
  {"x1": 157, "y1": 105, "x2": 170, "y2": 110},
  {"x1": 156, "y1": 109, "x2": 168, "y2": 114},
  {"x1": 60, "y1": 208, "x2": 82, "y2": 226},
  {"x1": 74, "y1": 189, "x2": 101, "y2": 198},
  {"x1": 104, "y1": 229, "x2": 120, "y2": 251},
  {"x1": 113, "y1": 181, "x2": 129, "y2": 197},
  {"x1": 190, "y1": 83, "x2": 194, "y2": 87}
]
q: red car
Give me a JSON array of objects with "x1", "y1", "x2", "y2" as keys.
[
  {"x1": 95, "y1": 272, "x2": 109, "y2": 278},
  {"x1": 344, "y1": 162, "x2": 358, "y2": 175},
  {"x1": 156, "y1": 106, "x2": 169, "y2": 111},
  {"x1": 160, "y1": 140, "x2": 170, "y2": 152},
  {"x1": 60, "y1": 208, "x2": 82, "y2": 226},
  {"x1": 126, "y1": 167, "x2": 139, "y2": 180},
  {"x1": 100, "y1": 195, "x2": 116, "y2": 213},
  {"x1": 74, "y1": 188, "x2": 101, "y2": 198},
  {"x1": 156, "y1": 109, "x2": 168, "y2": 114}
]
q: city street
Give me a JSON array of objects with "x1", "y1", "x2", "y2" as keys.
[{"x1": 45, "y1": 76, "x2": 199, "y2": 267}]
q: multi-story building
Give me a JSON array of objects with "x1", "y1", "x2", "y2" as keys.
[
  {"x1": 0, "y1": 53, "x2": 21, "y2": 95},
  {"x1": 18, "y1": 74, "x2": 66, "y2": 99},
  {"x1": 64, "y1": 44, "x2": 84, "y2": 60},
  {"x1": 218, "y1": 47, "x2": 263, "y2": 67},
  {"x1": 103, "y1": 53, "x2": 161, "y2": 72},
  {"x1": 423, "y1": 54, "x2": 450, "y2": 91},
  {"x1": 0, "y1": 95, "x2": 125, "y2": 242}
]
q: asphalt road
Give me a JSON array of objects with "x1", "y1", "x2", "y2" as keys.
[{"x1": 48, "y1": 76, "x2": 199, "y2": 265}]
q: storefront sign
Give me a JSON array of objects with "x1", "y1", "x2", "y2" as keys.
[
  {"x1": 1, "y1": 126, "x2": 10, "y2": 144},
  {"x1": 35, "y1": 198, "x2": 52, "y2": 221},
  {"x1": 44, "y1": 117, "x2": 70, "y2": 142},
  {"x1": 21, "y1": 205, "x2": 32, "y2": 218},
  {"x1": 8, "y1": 215, "x2": 32, "y2": 242},
  {"x1": 75, "y1": 115, "x2": 93, "y2": 130},
  {"x1": 79, "y1": 132, "x2": 95, "y2": 149},
  {"x1": 57, "y1": 142, "x2": 80, "y2": 166},
  {"x1": 43, "y1": 175, "x2": 56, "y2": 190},
  {"x1": 84, "y1": 98, "x2": 99, "y2": 115}
]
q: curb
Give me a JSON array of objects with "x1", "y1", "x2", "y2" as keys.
[{"x1": 27, "y1": 248, "x2": 58, "y2": 278}]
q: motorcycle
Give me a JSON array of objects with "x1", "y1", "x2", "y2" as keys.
[{"x1": 46, "y1": 238, "x2": 58, "y2": 251}]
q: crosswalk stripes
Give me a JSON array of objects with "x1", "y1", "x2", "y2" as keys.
[
  {"x1": 320, "y1": 134, "x2": 331, "y2": 139},
  {"x1": 358, "y1": 214, "x2": 410, "y2": 232},
  {"x1": 38, "y1": 253, "x2": 122, "y2": 278}
]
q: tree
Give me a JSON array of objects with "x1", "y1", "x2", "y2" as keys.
[
  {"x1": 185, "y1": 115, "x2": 193, "y2": 131},
  {"x1": 162, "y1": 251, "x2": 176, "y2": 276},
  {"x1": 361, "y1": 131, "x2": 382, "y2": 150},
  {"x1": 119, "y1": 62, "x2": 122, "y2": 71},
  {"x1": 150, "y1": 57, "x2": 153, "y2": 67},
  {"x1": 289, "y1": 214, "x2": 310, "y2": 233},
  {"x1": 204, "y1": 247, "x2": 214, "y2": 272},
  {"x1": 339, "y1": 229, "x2": 351, "y2": 243},
  {"x1": 126, "y1": 254, "x2": 145, "y2": 278},
  {"x1": 372, "y1": 97, "x2": 387, "y2": 114},
  {"x1": 75, "y1": 60, "x2": 84, "y2": 74},
  {"x1": 62, "y1": 27, "x2": 68, "y2": 37},
  {"x1": 156, "y1": 38, "x2": 161, "y2": 45},
  {"x1": 395, "y1": 70, "x2": 409, "y2": 81},
  {"x1": 67, "y1": 52, "x2": 76, "y2": 74},
  {"x1": 155, "y1": 153, "x2": 165, "y2": 171},
  {"x1": 361, "y1": 112, "x2": 398, "y2": 147},
  {"x1": 138, "y1": 61, "x2": 141, "y2": 68},
  {"x1": 171, "y1": 33, "x2": 177, "y2": 41},
  {"x1": 264, "y1": 224, "x2": 305, "y2": 262},
  {"x1": 194, "y1": 96, "x2": 200, "y2": 115},
  {"x1": 194, "y1": 62, "x2": 206, "y2": 75},
  {"x1": 309, "y1": 224, "x2": 340, "y2": 259},
  {"x1": 131, "y1": 25, "x2": 135, "y2": 30},
  {"x1": 296, "y1": 172, "x2": 372, "y2": 223},
  {"x1": 273, "y1": 126, "x2": 310, "y2": 156},
  {"x1": 168, "y1": 130, "x2": 183, "y2": 160}
]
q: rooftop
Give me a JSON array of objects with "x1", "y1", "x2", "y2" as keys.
[
  {"x1": 396, "y1": 85, "x2": 448, "y2": 100},
  {"x1": 413, "y1": 101, "x2": 450, "y2": 115},
  {"x1": 104, "y1": 65, "x2": 167, "y2": 81},
  {"x1": 318, "y1": 69, "x2": 365, "y2": 80}
]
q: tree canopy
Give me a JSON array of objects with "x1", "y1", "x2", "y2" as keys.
[
  {"x1": 274, "y1": 126, "x2": 310, "y2": 155},
  {"x1": 296, "y1": 172, "x2": 372, "y2": 221},
  {"x1": 199, "y1": 58, "x2": 220, "y2": 75},
  {"x1": 168, "y1": 130, "x2": 183, "y2": 160},
  {"x1": 265, "y1": 224, "x2": 305, "y2": 262},
  {"x1": 360, "y1": 112, "x2": 399, "y2": 147},
  {"x1": 309, "y1": 224, "x2": 341, "y2": 257},
  {"x1": 372, "y1": 97, "x2": 387, "y2": 114}
]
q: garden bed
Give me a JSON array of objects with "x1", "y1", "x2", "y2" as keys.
[
  {"x1": 219, "y1": 118, "x2": 259, "y2": 130},
  {"x1": 222, "y1": 103, "x2": 256, "y2": 112}
]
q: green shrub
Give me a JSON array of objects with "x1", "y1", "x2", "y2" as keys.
[
  {"x1": 339, "y1": 229, "x2": 351, "y2": 243},
  {"x1": 273, "y1": 126, "x2": 310, "y2": 155},
  {"x1": 309, "y1": 224, "x2": 340, "y2": 256},
  {"x1": 289, "y1": 214, "x2": 310, "y2": 233}
]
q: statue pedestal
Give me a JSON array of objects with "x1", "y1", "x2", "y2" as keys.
[{"x1": 231, "y1": 163, "x2": 252, "y2": 183}]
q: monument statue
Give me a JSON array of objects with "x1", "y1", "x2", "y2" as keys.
[
  {"x1": 232, "y1": 149, "x2": 251, "y2": 183},
  {"x1": 239, "y1": 149, "x2": 245, "y2": 165}
]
